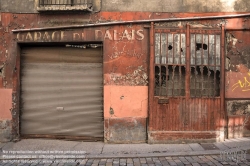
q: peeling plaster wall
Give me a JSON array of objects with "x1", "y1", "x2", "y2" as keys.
[
  {"x1": 1, "y1": 0, "x2": 250, "y2": 13},
  {"x1": 102, "y1": 0, "x2": 250, "y2": 12},
  {"x1": 0, "y1": 89, "x2": 13, "y2": 142},
  {"x1": 226, "y1": 29, "x2": 250, "y2": 138},
  {"x1": 104, "y1": 118, "x2": 146, "y2": 143},
  {"x1": 225, "y1": 31, "x2": 250, "y2": 97},
  {"x1": 227, "y1": 100, "x2": 250, "y2": 138},
  {"x1": 0, "y1": 120, "x2": 12, "y2": 142},
  {"x1": 0, "y1": 0, "x2": 101, "y2": 13}
]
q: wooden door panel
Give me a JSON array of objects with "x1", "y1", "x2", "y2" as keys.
[{"x1": 150, "y1": 98, "x2": 220, "y2": 131}]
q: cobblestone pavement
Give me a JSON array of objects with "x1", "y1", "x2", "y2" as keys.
[{"x1": 0, "y1": 155, "x2": 250, "y2": 166}]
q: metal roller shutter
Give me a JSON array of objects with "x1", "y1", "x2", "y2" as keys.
[{"x1": 20, "y1": 46, "x2": 103, "y2": 141}]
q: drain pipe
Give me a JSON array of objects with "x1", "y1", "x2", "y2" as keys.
[{"x1": 12, "y1": 13, "x2": 250, "y2": 33}]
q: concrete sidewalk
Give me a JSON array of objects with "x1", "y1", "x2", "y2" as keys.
[{"x1": 0, "y1": 138, "x2": 250, "y2": 159}]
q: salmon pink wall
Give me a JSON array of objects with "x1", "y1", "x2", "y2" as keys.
[
  {"x1": 0, "y1": 89, "x2": 12, "y2": 120},
  {"x1": 104, "y1": 86, "x2": 148, "y2": 118}
]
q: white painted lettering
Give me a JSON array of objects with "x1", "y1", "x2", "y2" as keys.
[
  {"x1": 136, "y1": 29, "x2": 144, "y2": 40},
  {"x1": 26, "y1": 32, "x2": 33, "y2": 41},
  {"x1": 43, "y1": 32, "x2": 51, "y2": 41},
  {"x1": 17, "y1": 33, "x2": 24, "y2": 41},
  {"x1": 114, "y1": 30, "x2": 119, "y2": 41},
  {"x1": 95, "y1": 30, "x2": 102, "y2": 40},
  {"x1": 104, "y1": 30, "x2": 112, "y2": 40},
  {"x1": 52, "y1": 31, "x2": 60, "y2": 41},
  {"x1": 73, "y1": 33, "x2": 81, "y2": 40},
  {"x1": 34, "y1": 32, "x2": 42, "y2": 41},
  {"x1": 122, "y1": 30, "x2": 132, "y2": 40},
  {"x1": 131, "y1": 30, "x2": 135, "y2": 40},
  {"x1": 61, "y1": 31, "x2": 66, "y2": 40}
]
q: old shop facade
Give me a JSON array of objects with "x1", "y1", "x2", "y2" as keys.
[{"x1": 1, "y1": 11, "x2": 250, "y2": 143}]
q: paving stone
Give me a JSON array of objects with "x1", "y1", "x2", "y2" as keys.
[
  {"x1": 182, "y1": 162, "x2": 191, "y2": 165},
  {"x1": 107, "y1": 159, "x2": 113, "y2": 162},
  {"x1": 200, "y1": 164, "x2": 208, "y2": 166},
  {"x1": 90, "y1": 164, "x2": 98, "y2": 166},
  {"x1": 141, "y1": 164, "x2": 148, "y2": 166},
  {"x1": 206, "y1": 162, "x2": 215, "y2": 166},
  {"x1": 168, "y1": 161, "x2": 177, "y2": 166},
  {"x1": 191, "y1": 163, "x2": 201, "y2": 166},
  {"x1": 160, "y1": 160, "x2": 169, "y2": 165},
  {"x1": 148, "y1": 164, "x2": 155, "y2": 166},
  {"x1": 125, "y1": 158, "x2": 132, "y2": 164},
  {"x1": 158, "y1": 157, "x2": 166, "y2": 161},
  {"x1": 133, "y1": 162, "x2": 140, "y2": 166},
  {"x1": 99, "y1": 161, "x2": 106, "y2": 165},
  {"x1": 146, "y1": 161, "x2": 155, "y2": 164},
  {"x1": 140, "y1": 159, "x2": 147, "y2": 164},
  {"x1": 78, "y1": 159, "x2": 87, "y2": 165},
  {"x1": 155, "y1": 163, "x2": 162, "y2": 166},
  {"x1": 93, "y1": 159, "x2": 100, "y2": 164},
  {"x1": 189, "y1": 144, "x2": 205, "y2": 151},
  {"x1": 133, "y1": 158, "x2": 140, "y2": 162},
  {"x1": 198, "y1": 156, "x2": 206, "y2": 159},
  {"x1": 146, "y1": 158, "x2": 152, "y2": 161},
  {"x1": 112, "y1": 160, "x2": 119, "y2": 164},
  {"x1": 105, "y1": 163, "x2": 112, "y2": 166},
  {"x1": 212, "y1": 163, "x2": 223, "y2": 166}
]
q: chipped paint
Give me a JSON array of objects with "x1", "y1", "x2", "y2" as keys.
[
  {"x1": 108, "y1": 66, "x2": 148, "y2": 86},
  {"x1": 227, "y1": 33, "x2": 238, "y2": 48}
]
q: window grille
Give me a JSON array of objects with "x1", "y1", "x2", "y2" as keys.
[
  {"x1": 39, "y1": 0, "x2": 92, "y2": 6},
  {"x1": 154, "y1": 30, "x2": 221, "y2": 98},
  {"x1": 154, "y1": 32, "x2": 186, "y2": 97},
  {"x1": 190, "y1": 34, "x2": 220, "y2": 97}
]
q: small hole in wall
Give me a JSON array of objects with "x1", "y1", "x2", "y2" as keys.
[
  {"x1": 196, "y1": 43, "x2": 208, "y2": 51},
  {"x1": 168, "y1": 45, "x2": 173, "y2": 50},
  {"x1": 0, "y1": 66, "x2": 3, "y2": 76},
  {"x1": 110, "y1": 107, "x2": 114, "y2": 115}
]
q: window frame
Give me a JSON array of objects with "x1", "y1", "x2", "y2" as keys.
[{"x1": 153, "y1": 26, "x2": 223, "y2": 99}]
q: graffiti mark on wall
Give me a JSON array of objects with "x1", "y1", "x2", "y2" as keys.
[{"x1": 232, "y1": 73, "x2": 250, "y2": 92}]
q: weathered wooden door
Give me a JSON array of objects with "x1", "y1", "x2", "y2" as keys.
[{"x1": 148, "y1": 23, "x2": 225, "y2": 143}]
